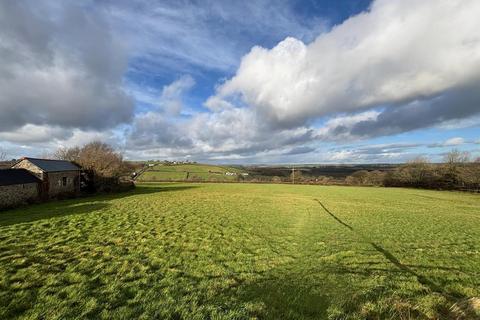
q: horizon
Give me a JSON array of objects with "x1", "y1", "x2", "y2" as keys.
[{"x1": 1, "y1": 0, "x2": 479, "y2": 164}]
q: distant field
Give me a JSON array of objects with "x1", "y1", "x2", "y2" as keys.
[
  {"x1": 1, "y1": 183, "x2": 479, "y2": 319},
  {"x1": 136, "y1": 163, "x2": 245, "y2": 182},
  {"x1": 246, "y1": 164, "x2": 398, "y2": 179}
]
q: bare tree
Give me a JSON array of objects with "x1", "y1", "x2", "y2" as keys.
[
  {"x1": 442, "y1": 149, "x2": 471, "y2": 188},
  {"x1": 78, "y1": 141, "x2": 124, "y2": 177},
  {"x1": 53, "y1": 146, "x2": 81, "y2": 162},
  {"x1": 0, "y1": 147, "x2": 6, "y2": 161},
  {"x1": 55, "y1": 141, "x2": 124, "y2": 177},
  {"x1": 444, "y1": 149, "x2": 470, "y2": 165},
  {"x1": 405, "y1": 156, "x2": 432, "y2": 185}
]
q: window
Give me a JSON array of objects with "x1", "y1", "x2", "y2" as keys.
[{"x1": 62, "y1": 177, "x2": 67, "y2": 186}]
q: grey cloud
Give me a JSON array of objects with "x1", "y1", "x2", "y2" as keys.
[
  {"x1": 125, "y1": 106, "x2": 317, "y2": 160},
  {"x1": 283, "y1": 146, "x2": 316, "y2": 155},
  {"x1": 314, "y1": 82, "x2": 480, "y2": 142},
  {"x1": 349, "y1": 83, "x2": 480, "y2": 138},
  {"x1": 126, "y1": 113, "x2": 194, "y2": 150},
  {"x1": 0, "y1": 1, "x2": 134, "y2": 132}
]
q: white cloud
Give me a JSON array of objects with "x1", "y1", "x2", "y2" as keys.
[
  {"x1": 3, "y1": 0, "x2": 480, "y2": 163},
  {"x1": 0, "y1": 126, "x2": 119, "y2": 159},
  {"x1": 160, "y1": 75, "x2": 195, "y2": 115},
  {"x1": 126, "y1": 105, "x2": 316, "y2": 160},
  {"x1": 127, "y1": 0, "x2": 480, "y2": 161},
  {"x1": 127, "y1": 75, "x2": 196, "y2": 116},
  {"x1": 443, "y1": 137, "x2": 465, "y2": 146},
  {"x1": 210, "y1": 0, "x2": 480, "y2": 128},
  {"x1": 0, "y1": 125, "x2": 71, "y2": 144},
  {"x1": 107, "y1": 0, "x2": 326, "y2": 72},
  {"x1": 428, "y1": 137, "x2": 468, "y2": 148}
]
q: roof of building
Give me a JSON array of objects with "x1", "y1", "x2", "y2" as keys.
[
  {"x1": 0, "y1": 169, "x2": 41, "y2": 186},
  {"x1": 17, "y1": 157, "x2": 81, "y2": 172}
]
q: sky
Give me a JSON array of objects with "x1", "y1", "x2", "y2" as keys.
[{"x1": 0, "y1": 0, "x2": 479, "y2": 164}]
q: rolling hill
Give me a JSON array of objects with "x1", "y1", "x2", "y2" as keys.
[{"x1": 135, "y1": 163, "x2": 247, "y2": 182}]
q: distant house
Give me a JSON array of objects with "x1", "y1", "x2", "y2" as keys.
[
  {"x1": 0, "y1": 169, "x2": 41, "y2": 209},
  {"x1": 12, "y1": 157, "x2": 81, "y2": 199}
]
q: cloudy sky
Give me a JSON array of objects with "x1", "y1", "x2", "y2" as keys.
[{"x1": 1, "y1": 0, "x2": 479, "y2": 163}]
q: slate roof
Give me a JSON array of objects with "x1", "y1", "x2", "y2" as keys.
[
  {"x1": 20, "y1": 158, "x2": 81, "y2": 172},
  {"x1": 0, "y1": 169, "x2": 41, "y2": 186}
]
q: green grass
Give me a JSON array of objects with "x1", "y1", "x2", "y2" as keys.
[
  {"x1": 0, "y1": 183, "x2": 479, "y2": 319},
  {"x1": 136, "y1": 164, "x2": 245, "y2": 182}
]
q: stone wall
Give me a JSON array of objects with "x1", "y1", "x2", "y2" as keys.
[
  {"x1": 0, "y1": 183, "x2": 39, "y2": 210},
  {"x1": 47, "y1": 171, "x2": 80, "y2": 198}
]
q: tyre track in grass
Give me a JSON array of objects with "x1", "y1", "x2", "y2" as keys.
[{"x1": 314, "y1": 198, "x2": 476, "y2": 318}]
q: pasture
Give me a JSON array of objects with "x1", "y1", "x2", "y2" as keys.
[
  {"x1": 136, "y1": 164, "x2": 245, "y2": 182},
  {"x1": 0, "y1": 183, "x2": 479, "y2": 319}
]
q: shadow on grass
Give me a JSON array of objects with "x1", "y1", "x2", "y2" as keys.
[
  {"x1": 132, "y1": 184, "x2": 200, "y2": 196},
  {"x1": 0, "y1": 202, "x2": 110, "y2": 227},
  {"x1": 314, "y1": 199, "x2": 475, "y2": 319},
  {"x1": 232, "y1": 277, "x2": 330, "y2": 319},
  {"x1": 0, "y1": 184, "x2": 200, "y2": 227}
]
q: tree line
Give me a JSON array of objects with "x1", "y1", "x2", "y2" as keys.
[
  {"x1": 47, "y1": 143, "x2": 480, "y2": 192},
  {"x1": 381, "y1": 150, "x2": 479, "y2": 191},
  {"x1": 286, "y1": 150, "x2": 480, "y2": 191}
]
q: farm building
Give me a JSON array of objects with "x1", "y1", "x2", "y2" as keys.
[
  {"x1": 12, "y1": 157, "x2": 81, "y2": 199},
  {"x1": 0, "y1": 169, "x2": 41, "y2": 209}
]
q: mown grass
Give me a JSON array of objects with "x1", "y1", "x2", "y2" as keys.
[
  {"x1": 137, "y1": 164, "x2": 244, "y2": 182},
  {"x1": 0, "y1": 183, "x2": 479, "y2": 319}
]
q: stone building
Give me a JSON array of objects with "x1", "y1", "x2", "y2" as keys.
[
  {"x1": 0, "y1": 169, "x2": 41, "y2": 209},
  {"x1": 12, "y1": 158, "x2": 81, "y2": 199}
]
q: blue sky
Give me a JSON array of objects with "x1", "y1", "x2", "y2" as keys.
[{"x1": 0, "y1": 0, "x2": 479, "y2": 163}]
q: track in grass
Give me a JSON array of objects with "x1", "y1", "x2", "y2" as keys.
[{"x1": 0, "y1": 183, "x2": 479, "y2": 319}]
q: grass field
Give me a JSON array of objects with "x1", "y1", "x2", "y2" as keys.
[
  {"x1": 0, "y1": 183, "x2": 479, "y2": 319},
  {"x1": 136, "y1": 164, "x2": 245, "y2": 182}
]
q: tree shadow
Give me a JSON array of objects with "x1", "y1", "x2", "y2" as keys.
[
  {"x1": 84, "y1": 184, "x2": 200, "y2": 201},
  {"x1": 233, "y1": 276, "x2": 331, "y2": 319},
  {"x1": 314, "y1": 199, "x2": 475, "y2": 319},
  {"x1": 132, "y1": 184, "x2": 200, "y2": 196},
  {"x1": 0, "y1": 184, "x2": 200, "y2": 227},
  {"x1": 0, "y1": 202, "x2": 110, "y2": 227}
]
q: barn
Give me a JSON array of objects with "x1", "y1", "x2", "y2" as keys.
[
  {"x1": 0, "y1": 169, "x2": 41, "y2": 209},
  {"x1": 12, "y1": 157, "x2": 81, "y2": 199}
]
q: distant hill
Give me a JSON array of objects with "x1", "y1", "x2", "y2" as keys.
[
  {"x1": 136, "y1": 163, "x2": 248, "y2": 182},
  {"x1": 245, "y1": 164, "x2": 399, "y2": 179}
]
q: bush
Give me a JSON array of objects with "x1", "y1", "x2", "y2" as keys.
[{"x1": 382, "y1": 151, "x2": 480, "y2": 191}]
